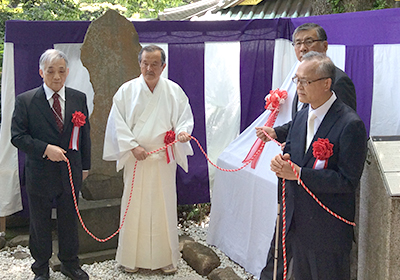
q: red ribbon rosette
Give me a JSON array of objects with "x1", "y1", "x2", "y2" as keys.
[
  {"x1": 312, "y1": 138, "x2": 333, "y2": 169},
  {"x1": 164, "y1": 130, "x2": 176, "y2": 163},
  {"x1": 243, "y1": 88, "x2": 288, "y2": 169},
  {"x1": 264, "y1": 88, "x2": 288, "y2": 111},
  {"x1": 69, "y1": 111, "x2": 86, "y2": 151}
]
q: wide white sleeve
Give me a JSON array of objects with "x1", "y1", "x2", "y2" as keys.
[
  {"x1": 102, "y1": 88, "x2": 139, "y2": 167},
  {"x1": 173, "y1": 89, "x2": 194, "y2": 173}
]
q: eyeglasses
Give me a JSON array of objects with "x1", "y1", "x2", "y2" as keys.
[
  {"x1": 292, "y1": 39, "x2": 324, "y2": 48},
  {"x1": 292, "y1": 76, "x2": 330, "y2": 87}
]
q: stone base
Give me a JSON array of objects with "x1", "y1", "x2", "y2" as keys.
[
  {"x1": 50, "y1": 240, "x2": 116, "y2": 271},
  {"x1": 49, "y1": 197, "x2": 121, "y2": 271},
  {"x1": 77, "y1": 197, "x2": 121, "y2": 254},
  {"x1": 358, "y1": 139, "x2": 400, "y2": 280},
  {"x1": 81, "y1": 174, "x2": 123, "y2": 200}
]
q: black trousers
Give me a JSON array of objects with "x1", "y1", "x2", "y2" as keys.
[
  {"x1": 27, "y1": 190, "x2": 80, "y2": 275},
  {"x1": 259, "y1": 202, "x2": 293, "y2": 280},
  {"x1": 292, "y1": 236, "x2": 350, "y2": 280}
]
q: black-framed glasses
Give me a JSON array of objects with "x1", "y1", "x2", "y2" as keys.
[
  {"x1": 292, "y1": 76, "x2": 330, "y2": 87},
  {"x1": 292, "y1": 39, "x2": 324, "y2": 48}
]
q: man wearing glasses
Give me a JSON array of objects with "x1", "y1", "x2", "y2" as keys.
[
  {"x1": 258, "y1": 23, "x2": 357, "y2": 280},
  {"x1": 268, "y1": 52, "x2": 366, "y2": 280}
]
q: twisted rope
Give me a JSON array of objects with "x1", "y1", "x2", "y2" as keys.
[
  {"x1": 67, "y1": 136, "x2": 263, "y2": 242},
  {"x1": 67, "y1": 130, "x2": 355, "y2": 280}
]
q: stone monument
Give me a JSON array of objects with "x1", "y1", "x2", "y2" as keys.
[
  {"x1": 50, "y1": 9, "x2": 142, "y2": 269},
  {"x1": 80, "y1": 9, "x2": 142, "y2": 200}
]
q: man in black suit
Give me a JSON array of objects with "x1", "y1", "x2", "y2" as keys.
[
  {"x1": 11, "y1": 49, "x2": 91, "y2": 280},
  {"x1": 269, "y1": 51, "x2": 367, "y2": 279},
  {"x1": 258, "y1": 23, "x2": 357, "y2": 280}
]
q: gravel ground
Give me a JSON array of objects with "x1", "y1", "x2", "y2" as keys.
[{"x1": 0, "y1": 221, "x2": 257, "y2": 280}]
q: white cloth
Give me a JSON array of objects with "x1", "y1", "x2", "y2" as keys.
[
  {"x1": 0, "y1": 42, "x2": 22, "y2": 216},
  {"x1": 103, "y1": 75, "x2": 194, "y2": 269},
  {"x1": 206, "y1": 61, "x2": 299, "y2": 278}
]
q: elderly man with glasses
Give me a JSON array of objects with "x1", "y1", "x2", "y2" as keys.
[
  {"x1": 268, "y1": 51, "x2": 366, "y2": 280},
  {"x1": 258, "y1": 23, "x2": 357, "y2": 280}
]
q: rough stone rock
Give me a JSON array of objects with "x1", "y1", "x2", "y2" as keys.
[
  {"x1": 208, "y1": 267, "x2": 242, "y2": 280},
  {"x1": 0, "y1": 236, "x2": 5, "y2": 249},
  {"x1": 179, "y1": 234, "x2": 194, "y2": 252},
  {"x1": 12, "y1": 250, "x2": 30, "y2": 260},
  {"x1": 7, "y1": 235, "x2": 29, "y2": 248},
  {"x1": 80, "y1": 9, "x2": 142, "y2": 200},
  {"x1": 182, "y1": 241, "x2": 221, "y2": 276}
]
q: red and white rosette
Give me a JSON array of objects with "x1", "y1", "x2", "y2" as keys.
[
  {"x1": 243, "y1": 88, "x2": 288, "y2": 169},
  {"x1": 164, "y1": 130, "x2": 176, "y2": 163},
  {"x1": 312, "y1": 138, "x2": 333, "y2": 169},
  {"x1": 69, "y1": 111, "x2": 86, "y2": 151}
]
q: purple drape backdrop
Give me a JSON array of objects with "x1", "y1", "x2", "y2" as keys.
[
  {"x1": 8, "y1": 9, "x2": 400, "y2": 210},
  {"x1": 240, "y1": 40, "x2": 275, "y2": 131},
  {"x1": 292, "y1": 9, "x2": 400, "y2": 135},
  {"x1": 346, "y1": 46, "x2": 374, "y2": 134},
  {"x1": 5, "y1": 19, "x2": 293, "y2": 210},
  {"x1": 168, "y1": 43, "x2": 210, "y2": 204}
]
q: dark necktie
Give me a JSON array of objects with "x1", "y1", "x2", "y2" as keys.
[{"x1": 52, "y1": 93, "x2": 63, "y2": 133}]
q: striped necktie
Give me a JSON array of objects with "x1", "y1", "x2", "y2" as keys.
[{"x1": 52, "y1": 93, "x2": 63, "y2": 133}]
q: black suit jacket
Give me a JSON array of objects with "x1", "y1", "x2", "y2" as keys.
[
  {"x1": 283, "y1": 98, "x2": 366, "y2": 252},
  {"x1": 11, "y1": 86, "x2": 91, "y2": 197},
  {"x1": 275, "y1": 66, "x2": 356, "y2": 143}
]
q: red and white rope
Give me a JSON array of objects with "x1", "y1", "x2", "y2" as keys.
[
  {"x1": 66, "y1": 136, "x2": 264, "y2": 242},
  {"x1": 66, "y1": 131, "x2": 355, "y2": 280}
]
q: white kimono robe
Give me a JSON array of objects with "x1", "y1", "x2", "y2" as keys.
[{"x1": 103, "y1": 75, "x2": 194, "y2": 269}]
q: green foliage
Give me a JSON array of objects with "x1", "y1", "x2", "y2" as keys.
[
  {"x1": 327, "y1": 0, "x2": 346, "y2": 13},
  {"x1": 178, "y1": 203, "x2": 211, "y2": 225},
  {"x1": 373, "y1": 0, "x2": 389, "y2": 9}
]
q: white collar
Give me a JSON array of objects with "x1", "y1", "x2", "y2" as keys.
[
  {"x1": 308, "y1": 91, "x2": 337, "y2": 121},
  {"x1": 43, "y1": 83, "x2": 66, "y2": 101}
]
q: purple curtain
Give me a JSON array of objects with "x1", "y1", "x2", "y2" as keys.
[
  {"x1": 346, "y1": 46, "x2": 374, "y2": 134},
  {"x1": 168, "y1": 43, "x2": 210, "y2": 204}
]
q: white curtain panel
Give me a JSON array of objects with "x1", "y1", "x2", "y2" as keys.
[
  {"x1": 0, "y1": 43, "x2": 22, "y2": 216},
  {"x1": 326, "y1": 44, "x2": 346, "y2": 71},
  {"x1": 371, "y1": 44, "x2": 400, "y2": 136},
  {"x1": 272, "y1": 39, "x2": 298, "y2": 91},
  {"x1": 204, "y1": 41, "x2": 241, "y2": 191}
]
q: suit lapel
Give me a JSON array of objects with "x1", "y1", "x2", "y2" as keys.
[
  {"x1": 303, "y1": 100, "x2": 342, "y2": 165},
  {"x1": 64, "y1": 88, "x2": 75, "y2": 135},
  {"x1": 292, "y1": 93, "x2": 298, "y2": 118},
  {"x1": 289, "y1": 110, "x2": 308, "y2": 165},
  {"x1": 33, "y1": 86, "x2": 60, "y2": 132}
]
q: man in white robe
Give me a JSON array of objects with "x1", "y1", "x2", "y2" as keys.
[{"x1": 103, "y1": 45, "x2": 194, "y2": 274}]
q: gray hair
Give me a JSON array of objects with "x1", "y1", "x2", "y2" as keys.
[
  {"x1": 292, "y1": 23, "x2": 328, "y2": 42},
  {"x1": 302, "y1": 51, "x2": 336, "y2": 90},
  {"x1": 39, "y1": 49, "x2": 69, "y2": 70},
  {"x1": 138, "y1": 45, "x2": 166, "y2": 66}
]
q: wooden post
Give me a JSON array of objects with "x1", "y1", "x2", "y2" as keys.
[
  {"x1": 273, "y1": 203, "x2": 281, "y2": 280},
  {"x1": 0, "y1": 217, "x2": 6, "y2": 234}
]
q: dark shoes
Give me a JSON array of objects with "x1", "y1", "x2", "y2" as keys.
[
  {"x1": 60, "y1": 264, "x2": 89, "y2": 280},
  {"x1": 33, "y1": 273, "x2": 49, "y2": 280}
]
